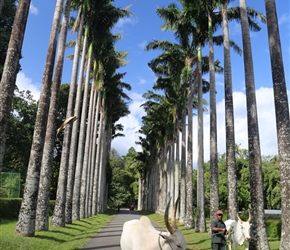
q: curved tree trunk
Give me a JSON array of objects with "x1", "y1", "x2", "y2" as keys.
[
  {"x1": 0, "y1": 0, "x2": 31, "y2": 174},
  {"x1": 222, "y1": 1, "x2": 238, "y2": 221},
  {"x1": 264, "y1": 1, "x2": 290, "y2": 248},
  {"x1": 15, "y1": 0, "x2": 63, "y2": 236},
  {"x1": 239, "y1": 0, "x2": 270, "y2": 249},
  {"x1": 36, "y1": 0, "x2": 71, "y2": 230}
]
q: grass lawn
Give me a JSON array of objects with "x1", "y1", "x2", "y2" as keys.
[
  {"x1": 0, "y1": 210, "x2": 280, "y2": 249},
  {"x1": 0, "y1": 211, "x2": 115, "y2": 250}
]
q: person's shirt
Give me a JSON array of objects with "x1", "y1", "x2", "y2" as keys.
[{"x1": 211, "y1": 219, "x2": 227, "y2": 244}]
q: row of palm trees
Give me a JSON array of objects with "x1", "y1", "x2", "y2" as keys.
[
  {"x1": 0, "y1": 0, "x2": 132, "y2": 237},
  {"x1": 132, "y1": 0, "x2": 289, "y2": 249},
  {"x1": 0, "y1": 0, "x2": 289, "y2": 249}
]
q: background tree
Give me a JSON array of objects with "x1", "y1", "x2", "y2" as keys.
[
  {"x1": 0, "y1": 0, "x2": 31, "y2": 174},
  {"x1": 3, "y1": 88, "x2": 37, "y2": 185},
  {"x1": 0, "y1": 0, "x2": 17, "y2": 80}
]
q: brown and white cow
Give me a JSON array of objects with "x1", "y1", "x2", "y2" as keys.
[
  {"x1": 224, "y1": 211, "x2": 251, "y2": 250},
  {"x1": 120, "y1": 198, "x2": 187, "y2": 250}
]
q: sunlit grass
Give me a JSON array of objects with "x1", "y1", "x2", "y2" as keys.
[{"x1": 0, "y1": 211, "x2": 115, "y2": 250}]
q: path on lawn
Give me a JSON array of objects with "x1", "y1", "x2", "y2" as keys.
[{"x1": 81, "y1": 208, "x2": 145, "y2": 250}]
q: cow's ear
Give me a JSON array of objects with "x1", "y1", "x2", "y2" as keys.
[{"x1": 160, "y1": 234, "x2": 170, "y2": 241}]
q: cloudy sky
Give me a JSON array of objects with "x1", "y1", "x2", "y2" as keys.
[{"x1": 16, "y1": 1, "x2": 289, "y2": 165}]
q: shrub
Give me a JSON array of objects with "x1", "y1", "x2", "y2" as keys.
[
  {"x1": 266, "y1": 219, "x2": 281, "y2": 239},
  {"x1": 0, "y1": 198, "x2": 55, "y2": 220}
]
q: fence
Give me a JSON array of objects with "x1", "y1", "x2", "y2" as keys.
[{"x1": 0, "y1": 172, "x2": 21, "y2": 198}]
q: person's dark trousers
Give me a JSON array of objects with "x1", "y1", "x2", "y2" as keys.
[{"x1": 211, "y1": 243, "x2": 227, "y2": 250}]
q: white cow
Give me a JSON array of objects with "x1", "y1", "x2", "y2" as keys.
[
  {"x1": 224, "y1": 211, "x2": 251, "y2": 250},
  {"x1": 120, "y1": 198, "x2": 187, "y2": 250}
]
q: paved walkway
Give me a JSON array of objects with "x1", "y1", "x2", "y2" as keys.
[{"x1": 82, "y1": 209, "x2": 142, "y2": 250}]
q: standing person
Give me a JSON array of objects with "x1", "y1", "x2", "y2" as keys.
[{"x1": 211, "y1": 210, "x2": 227, "y2": 250}]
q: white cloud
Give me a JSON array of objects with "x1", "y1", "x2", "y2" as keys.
[
  {"x1": 193, "y1": 87, "x2": 278, "y2": 167},
  {"x1": 137, "y1": 77, "x2": 147, "y2": 85},
  {"x1": 30, "y1": 2, "x2": 39, "y2": 15},
  {"x1": 111, "y1": 92, "x2": 145, "y2": 156},
  {"x1": 138, "y1": 40, "x2": 148, "y2": 50},
  {"x1": 16, "y1": 72, "x2": 41, "y2": 100},
  {"x1": 278, "y1": 13, "x2": 289, "y2": 26},
  {"x1": 116, "y1": 17, "x2": 136, "y2": 28}
]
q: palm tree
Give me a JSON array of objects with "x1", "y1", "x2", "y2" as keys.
[
  {"x1": 239, "y1": 0, "x2": 270, "y2": 249},
  {"x1": 64, "y1": 7, "x2": 84, "y2": 225},
  {"x1": 71, "y1": 44, "x2": 93, "y2": 222},
  {"x1": 264, "y1": 0, "x2": 290, "y2": 248},
  {"x1": 36, "y1": 0, "x2": 71, "y2": 231},
  {"x1": 15, "y1": 0, "x2": 64, "y2": 236},
  {"x1": 207, "y1": 0, "x2": 220, "y2": 226},
  {"x1": 69, "y1": 26, "x2": 88, "y2": 222},
  {"x1": 222, "y1": 0, "x2": 238, "y2": 221},
  {"x1": 155, "y1": 2, "x2": 198, "y2": 228},
  {"x1": 0, "y1": 0, "x2": 31, "y2": 174}
]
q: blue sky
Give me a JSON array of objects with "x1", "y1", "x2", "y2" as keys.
[{"x1": 16, "y1": 0, "x2": 289, "y2": 163}]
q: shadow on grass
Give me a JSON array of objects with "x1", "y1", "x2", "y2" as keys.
[{"x1": 34, "y1": 233, "x2": 67, "y2": 243}]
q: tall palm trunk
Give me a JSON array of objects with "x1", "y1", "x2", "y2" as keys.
[
  {"x1": 239, "y1": 0, "x2": 270, "y2": 249},
  {"x1": 186, "y1": 81, "x2": 194, "y2": 229},
  {"x1": 222, "y1": 1, "x2": 238, "y2": 220},
  {"x1": 68, "y1": 27, "x2": 88, "y2": 221},
  {"x1": 208, "y1": 8, "x2": 219, "y2": 225},
  {"x1": 15, "y1": 0, "x2": 64, "y2": 236},
  {"x1": 36, "y1": 0, "x2": 71, "y2": 230},
  {"x1": 264, "y1": 1, "x2": 290, "y2": 248},
  {"x1": 0, "y1": 0, "x2": 31, "y2": 174},
  {"x1": 174, "y1": 125, "x2": 180, "y2": 218},
  {"x1": 97, "y1": 108, "x2": 106, "y2": 213},
  {"x1": 196, "y1": 44, "x2": 205, "y2": 233},
  {"x1": 72, "y1": 44, "x2": 93, "y2": 220},
  {"x1": 92, "y1": 91, "x2": 101, "y2": 215},
  {"x1": 64, "y1": 9, "x2": 84, "y2": 224},
  {"x1": 87, "y1": 86, "x2": 98, "y2": 217},
  {"x1": 179, "y1": 110, "x2": 186, "y2": 224},
  {"x1": 80, "y1": 78, "x2": 95, "y2": 219}
]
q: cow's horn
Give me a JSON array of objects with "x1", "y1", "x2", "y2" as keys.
[
  {"x1": 247, "y1": 210, "x2": 251, "y2": 222},
  {"x1": 237, "y1": 212, "x2": 242, "y2": 222},
  {"x1": 171, "y1": 197, "x2": 179, "y2": 230},
  {"x1": 165, "y1": 198, "x2": 175, "y2": 235}
]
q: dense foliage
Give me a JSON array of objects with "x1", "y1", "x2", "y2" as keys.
[
  {"x1": 0, "y1": 0, "x2": 17, "y2": 79},
  {"x1": 107, "y1": 148, "x2": 138, "y2": 209},
  {"x1": 2, "y1": 84, "x2": 70, "y2": 198},
  {"x1": 109, "y1": 146, "x2": 281, "y2": 213}
]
